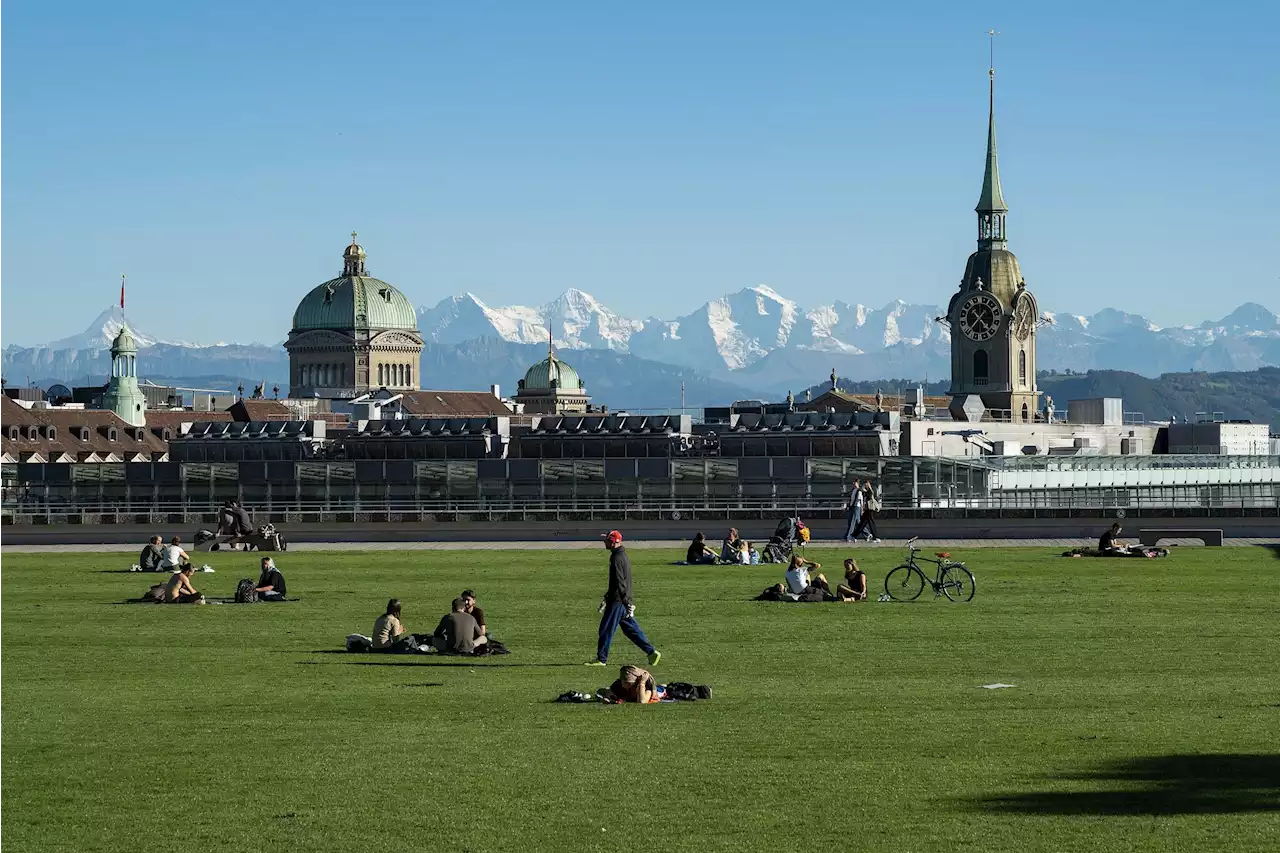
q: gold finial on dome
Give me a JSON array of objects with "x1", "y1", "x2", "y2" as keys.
[{"x1": 342, "y1": 231, "x2": 367, "y2": 276}]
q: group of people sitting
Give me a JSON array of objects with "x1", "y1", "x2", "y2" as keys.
[
  {"x1": 368, "y1": 590, "x2": 505, "y2": 655},
  {"x1": 684, "y1": 529, "x2": 762, "y2": 565},
  {"x1": 141, "y1": 552, "x2": 287, "y2": 604},
  {"x1": 138, "y1": 535, "x2": 193, "y2": 572},
  {"x1": 758, "y1": 555, "x2": 867, "y2": 603}
]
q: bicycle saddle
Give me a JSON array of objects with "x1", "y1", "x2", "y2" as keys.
[{"x1": 935, "y1": 552, "x2": 951, "y2": 558}]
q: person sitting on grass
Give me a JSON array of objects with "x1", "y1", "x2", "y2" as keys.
[
  {"x1": 158, "y1": 536, "x2": 192, "y2": 572},
  {"x1": 604, "y1": 665, "x2": 713, "y2": 703},
  {"x1": 836, "y1": 558, "x2": 867, "y2": 601},
  {"x1": 720, "y1": 528, "x2": 741, "y2": 563},
  {"x1": 372, "y1": 599, "x2": 429, "y2": 653},
  {"x1": 163, "y1": 566, "x2": 205, "y2": 604},
  {"x1": 1099, "y1": 522, "x2": 1129, "y2": 555},
  {"x1": 784, "y1": 554, "x2": 820, "y2": 595},
  {"x1": 139, "y1": 535, "x2": 164, "y2": 572},
  {"x1": 255, "y1": 557, "x2": 287, "y2": 601},
  {"x1": 433, "y1": 598, "x2": 487, "y2": 655},
  {"x1": 461, "y1": 589, "x2": 485, "y2": 637},
  {"x1": 686, "y1": 533, "x2": 717, "y2": 565}
]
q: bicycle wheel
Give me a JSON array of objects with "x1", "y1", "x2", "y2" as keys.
[
  {"x1": 940, "y1": 564, "x2": 975, "y2": 602},
  {"x1": 884, "y1": 565, "x2": 925, "y2": 601}
]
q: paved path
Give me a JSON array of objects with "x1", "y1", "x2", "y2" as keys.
[{"x1": 4, "y1": 537, "x2": 1275, "y2": 554}]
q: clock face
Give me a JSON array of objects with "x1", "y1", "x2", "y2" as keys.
[
  {"x1": 1013, "y1": 297, "x2": 1036, "y2": 341},
  {"x1": 960, "y1": 293, "x2": 1002, "y2": 341}
]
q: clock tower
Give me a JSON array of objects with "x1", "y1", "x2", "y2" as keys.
[{"x1": 946, "y1": 61, "x2": 1039, "y2": 422}]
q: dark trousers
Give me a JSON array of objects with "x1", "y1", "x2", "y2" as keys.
[
  {"x1": 852, "y1": 511, "x2": 878, "y2": 540},
  {"x1": 596, "y1": 602, "x2": 654, "y2": 663}
]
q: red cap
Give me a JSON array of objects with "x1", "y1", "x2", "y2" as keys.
[{"x1": 603, "y1": 530, "x2": 623, "y2": 545}]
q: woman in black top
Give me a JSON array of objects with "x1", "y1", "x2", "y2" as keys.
[{"x1": 686, "y1": 532, "x2": 716, "y2": 564}]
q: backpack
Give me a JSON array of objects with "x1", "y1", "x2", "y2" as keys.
[
  {"x1": 868, "y1": 495, "x2": 882, "y2": 513},
  {"x1": 234, "y1": 578, "x2": 259, "y2": 603},
  {"x1": 664, "y1": 682, "x2": 712, "y2": 702}
]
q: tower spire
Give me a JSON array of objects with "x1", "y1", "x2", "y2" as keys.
[{"x1": 976, "y1": 29, "x2": 1008, "y2": 248}]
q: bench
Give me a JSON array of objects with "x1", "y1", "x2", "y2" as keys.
[{"x1": 1138, "y1": 528, "x2": 1224, "y2": 547}]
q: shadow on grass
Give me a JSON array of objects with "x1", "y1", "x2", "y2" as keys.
[
  {"x1": 303, "y1": 659, "x2": 580, "y2": 668},
  {"x1": 1263, "y1": 545, "x2": 1280, "y2": 560},
  {"x1": 969, "y1": 754, "x2": 1280, "y2": 816}
]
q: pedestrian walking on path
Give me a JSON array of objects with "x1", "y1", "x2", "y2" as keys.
[{"x1": 587, "y1": 530, "x2": 661, "y2": 667}]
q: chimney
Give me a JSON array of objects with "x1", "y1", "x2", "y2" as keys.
[{"x1": 490, "y1": 384, "x2": 501, "y2": 399}]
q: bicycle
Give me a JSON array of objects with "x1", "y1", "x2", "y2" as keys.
[{"x1": 883, "y1": 537, "x2": 976, "y2": 602}]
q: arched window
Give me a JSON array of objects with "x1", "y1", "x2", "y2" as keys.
[
  {"x1": 1021, "y1": 402, "x2": 1030, "y2": 422},
  {"x1": 397, "y1": 364, "x2": 404, "y2": 385},
  {"x1": 973, "y1": 349, "x2": 989, "y2": 383},
  {"x1": 405, "y1": 364, "x2": 412, "y2": 386},
  {"x1": 341, "y1": 363, "x2": 348, "y2": 385},
  {"x1": 1018, "y1": 350, "x2": 1027, "y2": 386},
  {"x1": 377, "y1": 364, "x2": 384, "y2": 386}
]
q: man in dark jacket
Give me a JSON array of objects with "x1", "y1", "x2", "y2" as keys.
[{"x1": 587, "y1": 530, "x2": 661, "y2": 667}]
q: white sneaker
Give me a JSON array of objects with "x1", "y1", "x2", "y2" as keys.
[{"x1": 872, "y1": 538, "x2": 882, "y2": 543}]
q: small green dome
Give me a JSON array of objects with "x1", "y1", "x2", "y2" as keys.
[
  {"x1": 112, "y1": 325, "x2": 138, "y2": 354},
  {"x1": 291, "y1": 235, "x2": 418, "y2": 333},
  {"x1": 523, "y1": 352, "x2": 583, "y2": 391}
]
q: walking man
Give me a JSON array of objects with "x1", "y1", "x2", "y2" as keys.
[
  {"x1": 587, "y1": 530, "x2": 661, "y2": 667},
  {"x1": 843, "y1": 479, "x2": 864, "y2": 542}
]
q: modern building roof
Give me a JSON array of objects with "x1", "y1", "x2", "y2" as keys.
[{"x1": 291, "y1": 235, "x2": 418, "y2": 333}]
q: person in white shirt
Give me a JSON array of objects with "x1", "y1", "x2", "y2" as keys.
[
  {"x1": 784, "y1": 555, "x2": 820, "y2": 595},
  {"x1": 158, "y1": 536, "x2": 191, "y2": 571}
]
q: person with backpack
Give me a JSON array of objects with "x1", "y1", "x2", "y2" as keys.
[
  {"x1": 372, "y1": 599, "x2": 430, "y2": 653},
  {"x1": 255, "y1": 557, "x2": 287, "y2": 601},
  {"x1": 587, "y1": 530, "x2": 661, "y2": 668}
]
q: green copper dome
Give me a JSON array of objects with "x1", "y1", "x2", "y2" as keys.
[
  {"x1": 523, "y1": 352, "x2": 583, "y2": 391},
  {"x1": 291, "y1": 235, "x2": 418, "y2": 333},
  {"x1": 111, "y1": 325, "x2": 138, "y2": 354}
]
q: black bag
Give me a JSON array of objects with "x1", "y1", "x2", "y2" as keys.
[
  {"x1": 141, "y1": 583, "x2": 166, "y2": 603},
  {"x1": 664, "y1": 682, "x2": 712, "y2": 702},
  {"x1": 474, "y1": 638, "x2": 511, "y2": 656},
  {"x1": 234, "y1": 578, "x2": 258, "y2": 603}
]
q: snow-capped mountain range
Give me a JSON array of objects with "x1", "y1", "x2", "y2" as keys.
[{"x1": 4, "y1": 290, "x2": 1279, "y2": 400}]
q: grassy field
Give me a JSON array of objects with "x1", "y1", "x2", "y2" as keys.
[{"x1": 2, "y1": 544, "x2": 1278, "y2": 852}]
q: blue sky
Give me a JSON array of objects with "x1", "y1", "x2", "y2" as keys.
[{"x1": 3, "y1": 1, "x2": 1277, "y2": 346}]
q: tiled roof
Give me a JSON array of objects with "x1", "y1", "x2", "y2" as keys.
[
  {"x1": 145, "y1": 410, "x2": 233, "y2": 431},
  {"x1": 1, "y1": 399, "x2": 168, "y2": 461},
  {"x1": 396, "y1": 390, "x2": 512, "y2": 418},
  {"x1": 227, "y1": 399, "x2": 294, "y2": 422}
]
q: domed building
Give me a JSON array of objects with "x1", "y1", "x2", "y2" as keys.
[
  {"x1": 514, "y1": 340, "x2": 590, "y2": 414},
  {"x1": 285, "y1": 234, "x2": 423, "y2": 399}
]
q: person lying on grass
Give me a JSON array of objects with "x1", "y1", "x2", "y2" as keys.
[
  {"x1": 603, "y1": 665, "x2": 712, "y2": 703},
  {"x1": 372, "y1": 599, "x2": 431, "y2": 653},
  {"x1": 836, "y1": 558, "x2": 867, "y2": 602},
  {"x1": 255, "y1": 557, "x2": 287, "y2": 601},
  {"x1": 163, "y1": 566, "x2": 204, "y2": 604},
  {"x1": 433, "y1": 598, "x2": 487, "y2": 655},
  {"x1": 686, "y1": 532, "x2": 717, "y2": 565}
]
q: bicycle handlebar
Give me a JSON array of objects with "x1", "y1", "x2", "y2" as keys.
[{"x1": 907, "y1": 536, "x2": 919, "y2": 545}]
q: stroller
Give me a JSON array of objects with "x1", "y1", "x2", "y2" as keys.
[{"x1": 762, "y1": 517, "x2": 804, "y2": 564}]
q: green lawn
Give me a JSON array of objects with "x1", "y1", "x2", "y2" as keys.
[{"x1": 3, "y1": 545, "x2": 1278, "y2": 852}]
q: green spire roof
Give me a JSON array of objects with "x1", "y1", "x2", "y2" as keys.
[{"x1": 976, "y1": 71, "x2": 1008, "y2": 214}]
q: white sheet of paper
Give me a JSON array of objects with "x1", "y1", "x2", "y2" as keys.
[{"x1": 982, "y1": 683, "x2": 1016, "y2": 689}]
